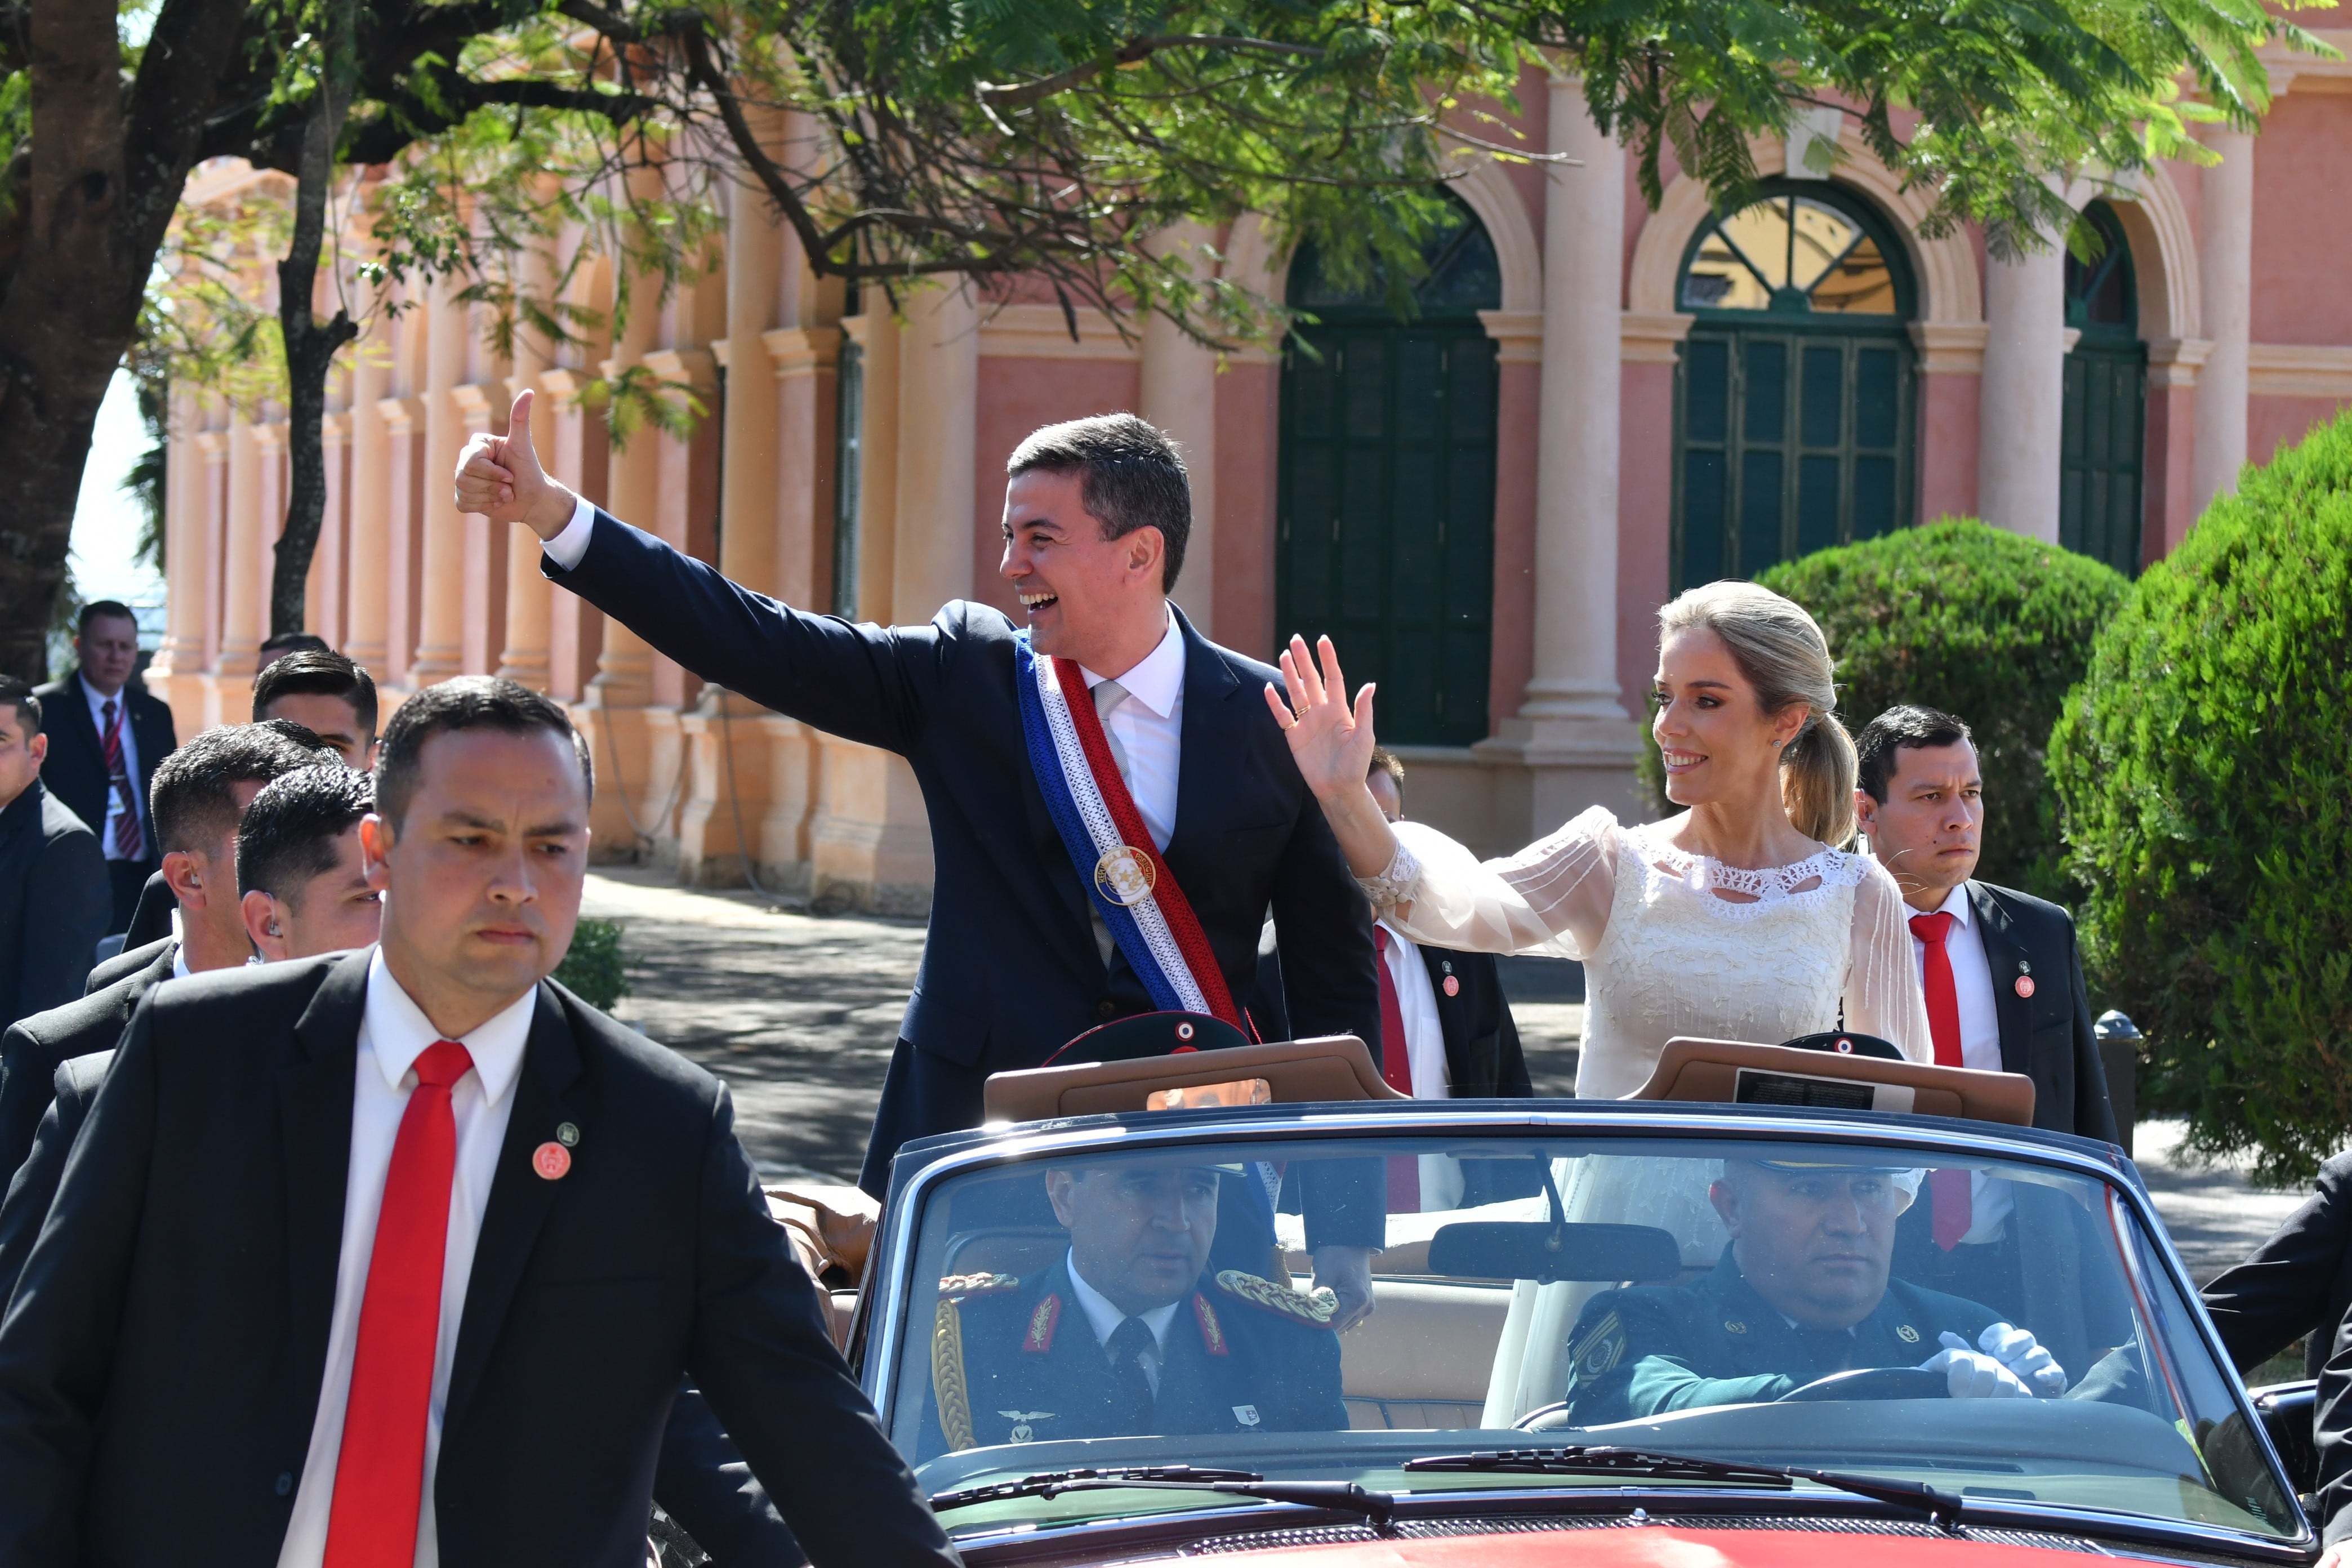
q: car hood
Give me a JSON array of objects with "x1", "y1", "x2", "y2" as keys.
[{"x1": 1178, "y1": 1524, "x2": 2194, "y2": 1565}]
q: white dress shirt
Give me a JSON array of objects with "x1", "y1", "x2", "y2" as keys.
[
  {"x1": 276, "y1": 952, "x2": 537, "y2": 1568},
  {"x1": 548, "y1": 497, "x2": 1188, "y2": 845},
  {"x1": 1064, "y1": 1249, "x2": 1182, "y2": 1396},
  {"x1": 1377, "y1": 919, "x2": 1464, "y2": 1210},
  {"x1": 79, "y1": 675, "x2": 144, "y2": 861},
  {"x1": 1909, "y1": 884, "x2": 2013, "y2": 1242}
]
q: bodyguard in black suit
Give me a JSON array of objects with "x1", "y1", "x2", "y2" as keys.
[
  {"x1": 33, "y1": 603, "x2": 176, "y2": 934},
  {"x1": 2204, "y1": 1152, "x2": 2352, "y2": 1378},
  {"x1": 0, "y1": 679, "x2": 952, "y2": 1567},
  {"x1": 0, "y1": 679, "x2": 110, "y2": 1027},
  {"x1": 0, "y1": 936, "x2": 175, "y2": 1190},
  {"x1": 456, "y1": 398, "x2": 1380, "y2": 1295}
]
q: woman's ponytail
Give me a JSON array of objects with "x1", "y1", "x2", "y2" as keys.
[{"x1": 1780, "y1": 712, "x2": 1859, "y2": 848}]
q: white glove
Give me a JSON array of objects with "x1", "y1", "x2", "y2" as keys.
[
  {"x1": 1918, "y1": 1342, "x2": 2034, "y2": 1399},
  {"x1": 1970, "y1": 1321, "x2": 2067, "y2": 1396}
]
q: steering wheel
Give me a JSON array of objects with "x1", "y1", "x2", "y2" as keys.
[{"x1": 1774, "y1": 1366, "x2": 1951, "y2": 1402}]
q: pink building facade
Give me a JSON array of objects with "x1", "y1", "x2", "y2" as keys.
[{"x1": 149, "y1": 48, "x2": 2352, "y2": 901}]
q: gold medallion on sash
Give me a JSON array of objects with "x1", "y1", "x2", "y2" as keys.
[{"x1": 1093, "y1": 845, "x2": 1156, "y2": 907}]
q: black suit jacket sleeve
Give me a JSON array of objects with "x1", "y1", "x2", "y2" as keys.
[
  {"x1": 0, "y1": 1058, "x2": 104, "y2": 1312},
  {"x1": 681, "y1": 1085, "x2": 958, "y2": 1567},
  {"x1": 2203, "y1": 1153, "x2": 2352, "y2": 1377},
  {"x1": 0, "y1": 995, "x2": 161, "y2": 1564},
  {"x1": 2312, "y1": 1310, "x2": 2352, "y2": 1547},
  {"x1": 2061, "y1": 924, "x2": 2119, "y2": 1145},
  {"x1": 12, "y1": 805, "x2": 109, "y2": 1022},
  {"x1": 653, "y1": 1384, "x2": 807, "y2": 1567},
  {"x1": 551, "y1": 510, "x2": 945, "y2": 756}
]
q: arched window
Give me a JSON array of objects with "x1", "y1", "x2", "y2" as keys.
[
  {"x1": 2060, "y1": 201, "x2": 2146, "y2": 576},
  {"x1": 1279, "y1": 196, "x2": 1502, "y2": 745},
  {"x1": 1672, "y1": 184, "x2": 1917, "y2": 589}
]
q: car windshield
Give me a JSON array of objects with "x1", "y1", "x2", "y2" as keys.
[{"x1": 881, "y1": 1130, "x2": 2295, "y2": 1544}]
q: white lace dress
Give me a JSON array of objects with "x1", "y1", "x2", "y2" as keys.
[{"x1": 1364, "y1": 805, "x2": 1934, "y2": 1420}]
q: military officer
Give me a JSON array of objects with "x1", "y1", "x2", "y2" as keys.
[
  {"x1": 923, "y1": 1159, "x2": 1348, "y2": 1456},
  {"x1": 1565, "y1": 1158, "x2": 2069, "y2": 1425}
]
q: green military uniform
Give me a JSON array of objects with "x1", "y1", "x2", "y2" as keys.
[
  {"x1": 1563, "y1": 1249, "x2": 2006, "y2": 1426},
  {"x1": 920, "y1": 1258, "x2": 1347, "y2": 1459}
]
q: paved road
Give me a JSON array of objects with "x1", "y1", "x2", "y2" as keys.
[{"x1": 583, "y1": 870, "x2": 2309, "y2": 1284}]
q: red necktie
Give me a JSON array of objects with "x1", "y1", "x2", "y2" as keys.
[
  {"x1": 1374, "y1": 928, "x2": 1419, "y2": 1212},
  {"x1": 1908, "y1": 912, "x2": 1972, "y2": 1250},
  {"x1": 100, "y1": 700, "x2": 140, "y2": 859},
  {"x1": 325, "y1": 1040, "x2": 474, "y2": 1568}
]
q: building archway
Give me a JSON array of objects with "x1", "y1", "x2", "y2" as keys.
[
  {"x1": 1671, "y1": 181, "x2": 1918, "y2": 589},
  {"x1": 2060, "y1": 199, "x2": 2148, "y2": 576},
  {"x1": 1276, "y1": 193, "x2": 1503, "y2": 745}
]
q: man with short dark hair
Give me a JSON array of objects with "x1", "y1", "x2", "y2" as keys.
[
  {"x1": 33, "y1": 602, "x2": 176, "y2": 933},
  {"x1": 0, "y1": 721, "x2": 325, "y2": 1185},
  {"x1": 0, "y1": 680, "x2": 109, "y2": 1028},
  {"x1": 253, "y1": 647, "x2": 381, "y2": 769},
  {"x1": 0, "y1": 676, "x2": 957, "y2": 1567},
  {"x1": 236, "y1": 766, "x2": 384, "y2": 962},
  {"x1": 457, "y1": 393, "x2": 1384, "y2": 1325}
]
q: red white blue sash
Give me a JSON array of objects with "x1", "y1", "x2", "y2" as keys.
[{"x1": 1014, "y1": 629, "x2": 1243, "y2": 1029}]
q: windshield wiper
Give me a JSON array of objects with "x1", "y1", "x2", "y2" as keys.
[
  {"x1": 1403, "y1": 1446, "x2": 1966, "y2": 1530},
  {"x1": 930, "y1": 1464, "x2": 1396, "y2": 1531}
]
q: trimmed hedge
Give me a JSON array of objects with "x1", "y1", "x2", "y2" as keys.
[
  {"x1": 2049, "y1": 413, "x2": 2352, "y2": 1184},
  {"x1": 1752, "y1": 520, "x2": 2130, "y2": 898},
  {"x1": 553, "y1": 916, "x2": 631, "y2": 1013}
]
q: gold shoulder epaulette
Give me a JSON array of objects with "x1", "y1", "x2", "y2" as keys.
[
  {"x1": 938, "y1": 1271, "x2": 1020, "y2": 1298},
  {"x1": 1214, "y1": 1268, "x2": 1338, "y2": 1328}
]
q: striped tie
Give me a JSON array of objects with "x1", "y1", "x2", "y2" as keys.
[{"x1": 100, "y1": 700, "x2": 141, "y2": 859}]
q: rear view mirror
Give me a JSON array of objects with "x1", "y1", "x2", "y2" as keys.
[{"x1": 1427, "y1": 1222, "x2": 1682, "y2": 1284}]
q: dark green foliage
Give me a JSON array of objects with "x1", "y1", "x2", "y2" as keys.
[
  {"x1": 2048, "y1": 414, "x2": 2352, "y2": 1184},
  {"x1": 1758, "y1": 520, "x2": 2129, "y2": 898},
  {"x1": 553, "y1": 916, "x2": 630, "y2": 1013}
]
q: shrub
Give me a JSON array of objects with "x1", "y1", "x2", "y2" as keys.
[
  {"x1": 1755, "y1": 520, "x2": 2130, "y2": 900},
  {"x1": 554, "y1": 916, "x2": 631, "y2": 1012},
  {"x1": 2048, "y1": 414, "x2": 2352, "y2": 1184}
]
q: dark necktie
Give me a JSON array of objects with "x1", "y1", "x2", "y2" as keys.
[
  {"x1": 1105, "y1": 1316, "x2": 1157, "y2": 1429},
  {"x1": 1908, "y1": 911, "x2": 1973, "y2": 1249},
  {"x1": 100, "y1": 699, "x2": 140, "y2": 859},
  {"x1": 1374, "y1": 927, "x2": 1420, "y2": 1212},
  {"x1": 326, "y1": 1040, "x2": 474, "y2": 1568}
]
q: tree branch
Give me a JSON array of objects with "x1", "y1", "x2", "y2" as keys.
[{"x1": 977, "y1": 34, "x2": 1325, "y2": 111}]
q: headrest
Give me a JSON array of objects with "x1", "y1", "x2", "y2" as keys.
[
  {"x1": 1628, "y1": 1036, "x2": 2036, "y2": 1125},
  {"x1": 983, "y1": 1034, "x2": 1405, "y2": 1123}
]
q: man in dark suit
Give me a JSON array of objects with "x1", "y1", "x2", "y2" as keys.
[
  {"x1": 0, "y1": 723, "x2": 333, "y2": 1187},
  {"x1": 0, "y1": 677, "x2": 954, "y2": 1567},
  {"x1": 2204, "y1": 1153, "x2": 2352, "y2": 1379},
  {"x1": 0, "y1": 680, "x2": 109, "y2": 1028},
  {"x1": 33, "y1": 601, "x2": 176, "y2": 935},
  {"x1": 1854, "y1": 706, "x2": 2119, "y2": 1317},
  {"x1": 457, "y1": 397, "x2": 1383, "y2": 1319}
]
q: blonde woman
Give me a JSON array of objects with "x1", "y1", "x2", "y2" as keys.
[{"x1": 1269, "y1": 581, "x2": 1932, "y2": 1416}]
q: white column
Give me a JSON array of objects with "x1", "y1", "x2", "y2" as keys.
[
  {"x1": 498, "y1": 244, "x2": 560, "y2": 688},
  {"x1": 1480, "y1": 79, "x2": 1641, "y2": 834},
  {"x1": 1976, "y1": 245, "x2": 2067, "y2": 541},
  {"x1": 412, "y1": 274, "x2": 470, "y2": 681},
  {"x1": 893, "y1": 284, "x2": 978, "y2": 616},
  {"x1": 2194, "y1": 127, "x2": 2254, "y2": 515},
  {"x1": 1140, "y1": 221, "x2": 1219, "y2": 634},
  {"x1": 345, "y1": 331, "x2": 391, "y2": 672}
]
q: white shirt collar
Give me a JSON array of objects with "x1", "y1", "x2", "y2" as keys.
[
  {"x1": 1077, "y1": 607, "x2": 1184, "y2": 720},
  {"x1": 1064, "y1": 1247, "x2": 1184, "y2": 1351},
  {"x1": 79, "y1": 673, "x2": 125, "y2": 716},
  {"x1": 169, "y1": 943, "x2": 190, "y2": 981},
  {"x1": 1931, "y1": 881, "x2": 1974, "y2": 930},
  {"x1": 362, "y1": 948, "x2": 534, "y2": 1108}
]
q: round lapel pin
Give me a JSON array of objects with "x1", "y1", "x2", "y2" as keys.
[
  {"x1": 532, "y1": 1141, "x2": 572, "y2": 1181},
  {"x1": 2015, "y1": 975, "x2": 2036, "y2": 999},
  {"x1": 556, "y1": 1121, "x2": 581, "y2": 1147},
  {"x1": 1442, "y1": 975, "x2": 1460, "y2": 997}
]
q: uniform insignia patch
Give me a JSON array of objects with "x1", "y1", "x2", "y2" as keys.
[
  {"x1": 1023, "y1": 1293, "x2": 1063, "y2": 1353},
  {"x1": 938, "y1": 1271, "x2": 1021, "y2": 1298},
  {"x1": 1193, "y1": 1292, "x2": 1228, "y2": 1356},
  {"x1": 1724, "y1": 1320, "x2": 1748, "y2": 1334},
  {"x1": 1567, "y1": 1311, "x2": 1626, "y2": 1380},
  {"x1": 1896, "y1": 1324, "x2": 1921, "y2": 1343},
  {"x1": 1233, "y1": 1404, "x2": 1261, "y2": 1427},
  {"x1": 999, "y1": 1410, "x2": 1054, "y2": 1443},
  {"x1": 1215, "y1": 1268, "x2": 1338, "y2": 1327}
]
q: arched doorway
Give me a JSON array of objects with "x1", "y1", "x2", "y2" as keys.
[
  {"x1": 2060, "y1": 201, "x2": 2147, "y2": 576},
  {"x1": 1672, "y1": 184, "x2": 1918, "y2": 589},
  {"x1": 1277, "y1": 197, "x2": 1502, "y2": 746}
]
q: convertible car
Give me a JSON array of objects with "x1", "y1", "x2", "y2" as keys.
[{"x1": 813, "y1": 1037, "x2": 2314, "y2": 1568}]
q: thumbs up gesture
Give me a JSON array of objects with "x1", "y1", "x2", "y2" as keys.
[{"x1": 455, "y1": 388, "x2": 577, "y2": 540}]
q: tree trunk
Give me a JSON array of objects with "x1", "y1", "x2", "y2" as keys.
[
  {"x1": 270, "y1": 0, "x2": 359, "y2": 640},
  {"x1": 0, "y1": 0, "x2": 256, "y2": 681}
]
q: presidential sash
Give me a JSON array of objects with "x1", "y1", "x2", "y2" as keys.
[{"x1": 1013, "y1": 628, "x2": 1243, "y2": 1030}]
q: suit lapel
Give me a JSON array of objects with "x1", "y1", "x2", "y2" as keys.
[
  {"x1": 278, "y1": 951, "x2": 369, "y2": 1409},
  {"x1": 1165, "y1": 608, "x2": 1243, "y2": 888},
  {"x1": 52, "y1": 671, "x2": 101, "y2": 767},
  {"x1": 1968, "y1": 882, "x2": 2032, "y2": 1076},
  {"x1": 442, "y1": 982, "x2": 587, "y2": 1441}
]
